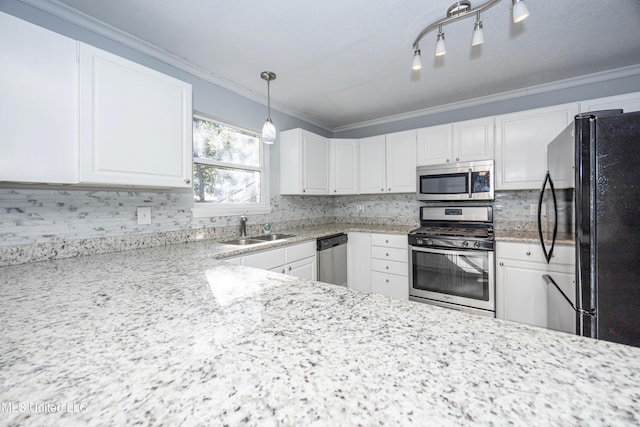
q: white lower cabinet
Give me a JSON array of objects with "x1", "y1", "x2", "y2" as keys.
[
  {"x1": 347, "y1": 232, "x2": 409, "y2": 300},
  {"x1": 496, "y1": 241, "x2": 575, "y2": 330},
  {"x1": 229, "y1": 241, "x2": 317, "y2": 281}
]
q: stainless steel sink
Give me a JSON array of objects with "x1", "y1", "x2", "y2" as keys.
[
  {"x1": 221, "y1": 238, "x2": 265, "y2": 246},
  {"x1": 251, "y1": 233, "x2": 296, "y2": 241},
  {"x1": 220, "y1": 233, "x2": 295, "y2": 245}
]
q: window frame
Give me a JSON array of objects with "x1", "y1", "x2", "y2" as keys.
[{"x1": 190, "y1": 113, "x2": 271, "y2": 218}]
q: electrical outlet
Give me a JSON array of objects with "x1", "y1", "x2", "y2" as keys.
[
  {"x1": 137, "y1": 207, "x2": 151, "y2": 225},
  {"x1": 356, "y1": 204, "x2": 364, "y2": 213}
]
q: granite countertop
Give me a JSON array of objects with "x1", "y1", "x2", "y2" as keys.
[{"x1": 1, "y1": 240, "x2": 639, "y2": 426}]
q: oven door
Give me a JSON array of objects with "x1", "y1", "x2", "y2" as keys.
[{"x1": 409, "y1": 245, "x2": 495, "y2": 312}]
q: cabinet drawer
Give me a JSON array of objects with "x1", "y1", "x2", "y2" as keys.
[
  {"x1": 242, "y1": 248, "x2": 286, "y2": 270},
  {"x1": 370, "y1": 233, "x2": 407, "y2": 249},
  {"x1": 497, "y1": 241, "x2": 574, "y2": 265},
  {"x1": 371, "y1": 271, "x2": 409, "y2": 300},
  {"x1": 371, "y1": 258, "x2": 408, "y2": 276},
  {"x1": 371, "y1": 246, "x2": 408, "y2": 263},
  {"x1": 285, "y1": 241, "x2": 316, "y2": 263}
]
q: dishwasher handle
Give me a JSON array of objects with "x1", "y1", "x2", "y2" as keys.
[{"x1": 317, "y1": 233, "x2": 348, "y2": 251}]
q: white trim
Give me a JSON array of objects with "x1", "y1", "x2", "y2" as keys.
[
  {"x1": 191, "y1": 205, "x2": 272, "y2": 218},
  {"x1": 333, "y1": 64, "x2": 640, "y2": 133},
  {"x1": 20, "y1": 0, "x2": 333, "y2": 132}
]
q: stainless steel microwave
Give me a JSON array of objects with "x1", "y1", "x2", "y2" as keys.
[{"x1": 416, "y1": 160, "x2": 494, "y2": 201}]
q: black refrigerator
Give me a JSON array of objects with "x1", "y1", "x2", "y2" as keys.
[{"x1": 539, "y1": 109, "x2": 640, "y2": 348}]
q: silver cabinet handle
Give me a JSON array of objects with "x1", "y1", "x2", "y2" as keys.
[
  {"x1": 388, "y1": 188, "x2": 391, "y2": 191},
  {"x1": 380, "y1": 188, "x2": 384, "y2": 191},
  {"x1": 386, "y1": 253, "x2": 389, "y2": 257},
  {"x1": 526, "y1": 251, "x2": 531, "y2": 256},
  {"x1": 499, "y1": 262, "x2": 504, "y2": 266},
  {"x1": 386, "y1": 279, "x2": 389, "y2": 283},
  {"x1": 456, "y1": 157, "x2": 460, "y2": 161},
  {"x1": 281, "y1": 269, "x2": 285, "y2": 273},
  {"x1": 184, "y1": 178, "x2": 191, "y2": 184},
  {"x1": 303, "y1": 189, "x2": 306, "y2": 193},
  {"x1": 334, "y1": 189, "x2": 337, "y2": 192},
  {"x1": 386, "y1": 266, "x2": 389, "y2": 270},
  {"x1": 288, "y1": 266, "x2": 292, "y2": 271},
  {"x1": 446, "y1": 159, "x2": 450, "y2": 163}
]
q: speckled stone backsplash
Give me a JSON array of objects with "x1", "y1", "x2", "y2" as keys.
[{"x1": 1, "y1": 187, "x2": 540, "y2": 266}]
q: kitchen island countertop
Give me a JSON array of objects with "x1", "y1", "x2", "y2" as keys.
[{"x1": 1, "y1": 241, "x2": 638, "y2": 426}]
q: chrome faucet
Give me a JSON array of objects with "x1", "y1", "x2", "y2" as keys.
[{"x1": 239, "y1": 211, "x2": 248, "y2": 237}]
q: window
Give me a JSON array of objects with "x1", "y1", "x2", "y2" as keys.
[{"x1": 191, "y1": 114, "x2": 270, "y2": 217}]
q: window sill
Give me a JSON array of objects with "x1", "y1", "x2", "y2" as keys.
[{"x1": 191, "y1": 205, "x2": 272, "y2": 218}]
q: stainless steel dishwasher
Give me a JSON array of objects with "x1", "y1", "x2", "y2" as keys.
[{"x1": 317, "y1": 233, "x2": 348, "y2": 286}]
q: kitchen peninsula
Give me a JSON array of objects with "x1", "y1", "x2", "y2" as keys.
[{"x1": 1, "y1": 239, "x2": 639, "y2": 426}]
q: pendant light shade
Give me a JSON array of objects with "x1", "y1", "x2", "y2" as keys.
[
  {"x1": 260, "y1": 71, "x2": 276, "y2": 144},
  {"x1": 435, "y1": 27, "x2": 447, "y2": 56},
  {"x1": 412, "y1": 49, "x2": 422, "y2": 71},
  {"x1": 261, "y1": 118, "x2": 276, "y2": 144},
  {"x1": 512, "y1": 0, "x2": 530, "y2": 23},
  {"x1": 472, "y1": 19, "x2": 485, "y2": 46}
]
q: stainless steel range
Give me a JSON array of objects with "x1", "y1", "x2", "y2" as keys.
[{"x1": 408, "y1": 206, "x2": 495, "y2": 317}]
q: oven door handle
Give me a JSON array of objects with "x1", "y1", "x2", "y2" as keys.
[
  {"x1": 468, "y1": 168, "x2": 473, "y2": 199},
  {"x1": 411, "y1": 246, "x2": 488, "y2": 257}
]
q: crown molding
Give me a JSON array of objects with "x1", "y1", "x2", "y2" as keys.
[
  {"x1": 18, "y1": 0, "x2": 334, "y2": 132},
  {"x1": 15, "y1": 0, "x2": 640, "y2": 135},
  {"x1": 333, "y1": 64, "x2": 640, "y2": 133}
]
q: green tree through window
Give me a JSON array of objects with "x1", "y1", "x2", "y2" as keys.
[{"x1": 192, "y1": 116, "x2": 263, "y2": 205}]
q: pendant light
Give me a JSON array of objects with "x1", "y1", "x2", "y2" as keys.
[
  {"x1": 471, "y1": 12, "x2": 485, "y2": 46},
  {"x1": 260, "y1": 71, "x2": 276, "y2": 144}
]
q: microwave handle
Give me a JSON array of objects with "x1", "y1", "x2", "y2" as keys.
[{"x1": 468, "y1": 168, "x2": 473, "y2": 199}]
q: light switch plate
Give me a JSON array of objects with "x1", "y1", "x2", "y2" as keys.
[{"x1": 137, "y1": 207, "x2": 151, "y2": 225}]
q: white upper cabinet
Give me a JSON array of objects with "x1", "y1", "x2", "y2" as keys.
[
  {"x1": 78, "y1": 43, "x2": 193, "y2": 187},
  {"x1": 360, "y1": 131, "x2": 416, "y2": 194},
  {"x1": 386, "y1": 130, "x2": 417, "y2": 193},
  {"x1": 330, "y1": 138, "x2": 359, "y2": 194},
  {"x1": 416, "y1": 117, "x2": 493, "y2": 166},
  {"x1": 495, "y1": 103, "x2": 579, "y2": 190},
  {"x1": 580, "y1": 91, "x2": 640, "y2": 114},
  {"x1": 0, "y1": 12, "x2": 79, "y2": 184},
  {"x1": 416, "y1": 124, "x2": 451, "y2": 165},
  {"x1": 359, "y1": 135, "x2": 387, "y2": 194},
  {"x1": 280, "y1": 128, "x2": 330, "y2": 195},
  {"x1": 0, "y1": 14, "x2": 192, "y2": 188}
]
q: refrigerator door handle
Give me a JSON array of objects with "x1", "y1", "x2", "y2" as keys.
[
  {"x1": 538, "y1": 171, "x2": 558, "y2": 264},
  {"x1": 543, "y1": 275, "x2": 596, "y2": 316}
]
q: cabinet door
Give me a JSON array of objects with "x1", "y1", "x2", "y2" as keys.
[
  {"x1": 359, "y1": 136, "x2": 386, "y2": 194},
  {"x1": 330, "y1": 139, "x2": 359, "y2": 194},
  {"x1": 580, "y1": 92, "x2": 640, "y2": 114},
  {"x1": 495, "y1": 103, "x2": 578, "y2": 190},
  {"x1": 78, "y1": 43, "x2": 192, "y2": 188},
  {"x1": 287, "y1": 256, "x2": 317, "y2": 281},
  {"x1": 0, "y1": 12, "x2": 78, "y2": 184},
  {"x1": 347, "y1": 232, "x2": 372, "y2": 292},
  {"x1": 497, "y1": 261, "x2": 548, "y2": 328},
  {"x1": 372, "y1": 271, "x2": 409, "y2": 300},
  {"x1": 453, "y1": 117, "x2": 494, "y2": 163},
  {"x1": 242, "y1": 248, "x2": 286, "y2": 270},
  {"x1": 416, "y1": 124, "x2": 452, "y2": 166},
  {"x1": 386, "y1": 130, "x2": 416, "y2": 193},
  {"x1": 302, "y1": 131, "x2": 330, "y2": 194}
]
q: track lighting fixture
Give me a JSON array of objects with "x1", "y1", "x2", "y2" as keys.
[
  {"x1": 411, "y1": 0, "x2": 529, "y2": 70},
  {"x1": 260, "y1": 71, "x2": 276, "y2": 145}
]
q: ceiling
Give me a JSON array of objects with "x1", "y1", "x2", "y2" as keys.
[{"x1": 47, "y1": 0, "x2": 640, "y2": 130}]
